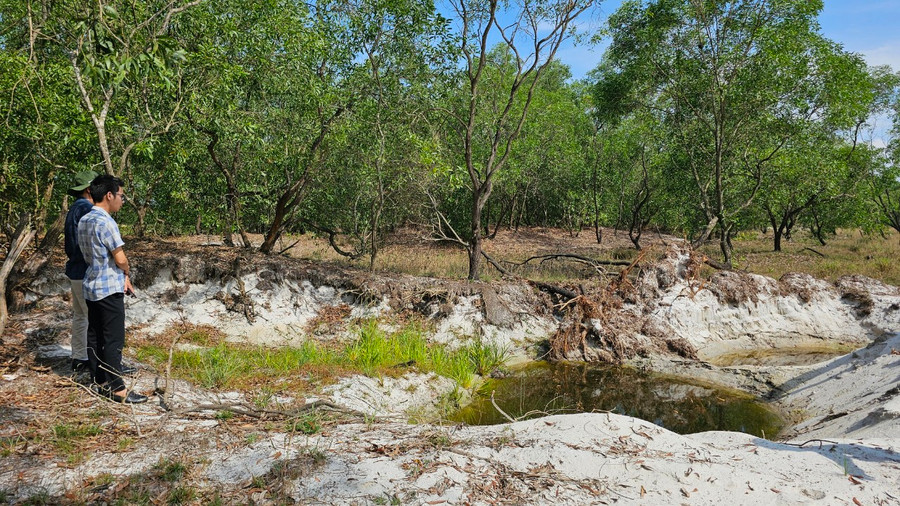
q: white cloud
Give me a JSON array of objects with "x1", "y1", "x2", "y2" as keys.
[{"x1": 860, "y1": 42, "x2": 900, "y2": 71}]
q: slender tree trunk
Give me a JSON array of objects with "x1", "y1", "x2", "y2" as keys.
[
  {"x1": 468, "y1": 186, "x2": 486, "y2": 280},
  {"x1": 719, "y1": 221, "x2": 733, "y2": 266},
  {"x1": 0, "y1": 214, "x2": 36, "y2": 340},
  {"x1": 766, "y1": 207, "x2": 783, "y2": 252}
]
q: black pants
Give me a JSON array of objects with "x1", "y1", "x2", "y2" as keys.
[{"x1": 86, "y1": 293, "x2": 126, "y2": 391}]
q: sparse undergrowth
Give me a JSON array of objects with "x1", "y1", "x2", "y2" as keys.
[
  {"x1": 701, "y1": 229, "x2": 900, "y2": 286},
  {"x1": 286, "y1": 226, "x2": 900, "y2": 285},
  {"x1": 134, "y1": 319, "x2": 509, "y2": 393}
]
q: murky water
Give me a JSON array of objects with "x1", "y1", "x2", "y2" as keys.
[{"x1": 452, "y1": 362, "x2": 784, "y2": 438}]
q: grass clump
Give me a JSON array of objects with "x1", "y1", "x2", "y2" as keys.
[
  {"x1": 166, "y1": 485, "x2": 196, "y2": 505},
  {"x1": 287, "y1": 412, "x2": 322, "y2": 435},
  {"x1": 154, "y1": 458, "x2": 188, "y2": 482},
  {"x1": 50, "y1": 422, "x2": 102, "y2": 465},
  {"x1": 136, "y1": 320, "x2": 508, "y2": 392}
]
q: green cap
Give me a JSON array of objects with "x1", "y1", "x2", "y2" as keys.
[{"x1": 69, "y1": 170, "x2": 99, "y2": 194}]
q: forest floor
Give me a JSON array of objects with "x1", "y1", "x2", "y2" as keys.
[
  {"x1": 270, "y1": 225, "x2": 900, "y2": 285},
  {"x1": 1, "y1": 226, "x2": 899, "y2": 504}
]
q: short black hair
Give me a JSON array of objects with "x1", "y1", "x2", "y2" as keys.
[{"x1": 88, "y1": 174, "x2": 125, "y2": 203}]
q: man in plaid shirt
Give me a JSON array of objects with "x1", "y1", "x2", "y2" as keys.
[{"x1": 77, "y1": 174, "x2": 147, "y2": 404}]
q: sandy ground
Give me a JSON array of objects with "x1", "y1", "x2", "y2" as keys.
[{"x1": 2, "y1": 241, "x2": 900, "y2": 504}]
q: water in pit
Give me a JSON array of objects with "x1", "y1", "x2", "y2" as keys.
[{"x1": 452, "y1": 361, "x2": 784, "y2": 438}]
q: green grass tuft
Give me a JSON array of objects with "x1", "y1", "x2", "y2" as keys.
[{"x1": 136, "y1": 320, "x2": 510, "y2": 393}]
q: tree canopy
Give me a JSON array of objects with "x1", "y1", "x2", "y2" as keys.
[{"x1": 1, "y1": 0, "x2": 898, "y2": 282}]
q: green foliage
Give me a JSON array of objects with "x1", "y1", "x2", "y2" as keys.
[
  {"x1": 0, "y1": 0, "x2": 895, "y2": 277},
  {"x1": 594, "y1": 0, "x2": 881, "y2": 263}
]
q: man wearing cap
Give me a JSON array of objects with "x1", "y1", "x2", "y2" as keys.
[
  {"x1": 64, "y1": 170, "x2": 97, "y2": 380},
  {"x1": 77, "y1": 174, "x2": 147, "y2": 404}
]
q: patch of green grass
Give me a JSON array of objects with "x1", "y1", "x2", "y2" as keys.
[
  {"x1": 253, "y1": 388, "x2": 275, "y2": 409},
  {"x1": 137, "y1": 320, "x2": 510, "y2": 393},
  {"x1": 249, "y1": 475, "x2": 267, "y2": 488},
  {"x1": 116, "y1": 437, "x2": 136, "y2": 452},
  {"x1": 166, "y1": 485, "x2": 196, "y2": 505},
  {"x1": 52, "y1": 422, "x2": 102, "y2": 441},
  {"x1": 429, "y1": 347, "x2": 475, "y2": 388},
  {"x1": 50, "y1": 422, "x2": 102, "y2": 464},
  {"x1": 153, "y1": 459, "x2": 188, "y2": 482},
  {"x1": 463, "y1": 338, "x2": 510, "y2": 376},
  {"x1": 215, "y1": 409, "x2": 234, "y2": 421},
  {"x1": 287, "y1": 412, "x2": 322, "y2": 435},
  {"x1": 0, "y1": 436, "x2": 24, "y2": 457},
  {"x1": 93, "y1": 473, "x2": 116, "y2": 488},
  {"x1": 304, "y1": 446, "x2": 328, "y2": 464}
]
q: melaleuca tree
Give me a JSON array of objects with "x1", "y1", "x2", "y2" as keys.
[{"x1": 595, "y1": 0, "x2": 875, "y2": 265}]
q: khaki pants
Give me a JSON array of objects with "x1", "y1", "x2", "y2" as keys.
[{"x1": 70, "y1": 279, "x2": 89, "y2": 362}]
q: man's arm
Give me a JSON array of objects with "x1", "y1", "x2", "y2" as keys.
[
  {"x1": 111, "y1": 246, "x2": 129, "y2": 275},
  {"x1": 111, "y1": 246, "x2": 135, "y2": 295}
]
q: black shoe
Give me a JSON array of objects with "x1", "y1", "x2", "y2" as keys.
[
  {"x1": 92, "y1": 383, "x2": 112, "y2": 397},
  {"x1": 71, "y1": 360, "x2": 91, "y2": 383},
  {"x1": 109, "y1": 390, "x2": 148, "y2": 404}
]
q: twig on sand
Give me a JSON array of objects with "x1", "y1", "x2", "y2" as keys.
[
  {"x1": 780, "y1": 439, "x2": 840, "y2": 448},
  {"x1": 170, "y1": 399, "x2": 371, "y2": 421}
]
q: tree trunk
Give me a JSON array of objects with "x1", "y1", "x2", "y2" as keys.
[
  {"x1": 719, "y1": 223, "x2": 733, "y2": 267},
  {"x1": 693, "y1": 216, "x2": 719, "y2": 247},
  {"x1": 0, "y1": 214, "x2": 36, "y2": 340},
  {"x1": 468, "y1": 189, "x2": 485, "y2": 280},
  {"x1": 766, "y1": 207, "x2": 783, "y2": 252}
]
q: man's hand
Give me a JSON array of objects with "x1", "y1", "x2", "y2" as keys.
[{"x1": 124, "y1": 276, "x2": 136, "y2": 297}]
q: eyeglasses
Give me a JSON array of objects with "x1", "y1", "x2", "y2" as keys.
[{"x1": 111, "y1": 192, "x2": 127, "y2": 202}]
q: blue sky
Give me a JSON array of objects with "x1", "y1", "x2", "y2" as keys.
[{"x1": 556, "y1": 0, "x2": 900, "y2": 80}]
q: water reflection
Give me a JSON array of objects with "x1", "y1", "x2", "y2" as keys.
[{"x1": 452, "y1": 361, "x2": 783, "y2": 438}]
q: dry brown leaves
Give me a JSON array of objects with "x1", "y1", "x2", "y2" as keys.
[{"x1": 305, "y1": 303, "x2": 353, "y2": 335}]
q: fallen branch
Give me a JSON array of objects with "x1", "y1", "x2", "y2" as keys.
[
  {"x1": 702, "y1": 255, "x2": 730, "y2": 270},
  {"x1": 802, "y1": 247, "x2": 826, "y2": 258},
  {"x1": 780, "y1": 439, "x2": 841, "y2": 448},
  {"x1": 505, "y1": 253, "x2": 631, "y2": 275},
  {"x1": 490, "y1": 390, "x2": 516, "y2": 423},
  {"x1": 169, "y1": 399, "x2": 369, "y2": 420},
  {"x1": 481, "y1": 250, "x2": 579, "y2": 301}
]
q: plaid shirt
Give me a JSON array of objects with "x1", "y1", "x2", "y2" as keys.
[{"x1": 77, "y1": 207, "x2": 126, "y2": 301}]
